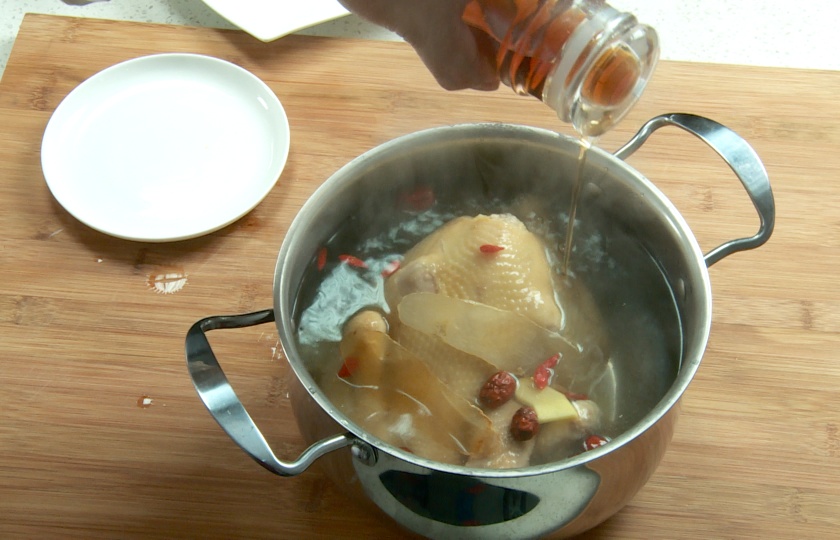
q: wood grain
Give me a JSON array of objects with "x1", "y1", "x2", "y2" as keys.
[{"x1": 1, "y1": 13, "x2": 838, "y2": 539}]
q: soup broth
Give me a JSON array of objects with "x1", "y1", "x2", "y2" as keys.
[{"x1": 293, "y1": 179, "x2": 681, "y2": 468}]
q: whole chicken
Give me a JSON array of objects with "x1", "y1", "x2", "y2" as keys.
[{"x1": 329, "y1": 213, "x2": 608, "y2": 468}]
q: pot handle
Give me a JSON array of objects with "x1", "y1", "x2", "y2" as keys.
[
  {"x1": 614, "y1": 113, "x2": 775, "y2": 266},
  {"x1": 185, "y1": 310, "x2": 366, "y2": 476}
]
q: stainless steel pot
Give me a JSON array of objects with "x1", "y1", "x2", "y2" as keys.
[{"x1": 185, "y1": 114, "x2": 774, "y2": 538}]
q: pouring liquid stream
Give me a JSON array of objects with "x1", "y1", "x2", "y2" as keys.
[{"x1": 561, "y1": 136, "x2": 594, "y2": 275}]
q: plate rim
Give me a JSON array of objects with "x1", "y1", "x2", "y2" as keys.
[
  {"x1": 200, "y1": 0, "x2": 350, "y2": 42},
  {"x1": 40, "y1": 52, "x2": 291, "y2": 243}
]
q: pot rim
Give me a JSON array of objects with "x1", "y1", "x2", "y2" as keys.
[{"x1": 274, "y1": 122, "x2": 712, "y2": 478}]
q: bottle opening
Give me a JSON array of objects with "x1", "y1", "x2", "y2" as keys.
[
  {"x1": 582, "y1": 43, "x2": 642, "y2": 108},
  {"x1": 544, "y1": 11, "x2": 659, "y2": 137}
]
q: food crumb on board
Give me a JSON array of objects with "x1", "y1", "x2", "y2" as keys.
[{"x1": 146, "y1": 267, "x2": 188, "y2": 294}]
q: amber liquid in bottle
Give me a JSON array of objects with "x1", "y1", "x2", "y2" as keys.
[
  {"x1": 463, "y1": 0, "x2": 644, "y2": 273},
  {"x1": 463, "y1": 0, "x2": 641, "y2": 108},
  {"x1": 463, "y1": 0, "x2": 581, "y2": 99}
]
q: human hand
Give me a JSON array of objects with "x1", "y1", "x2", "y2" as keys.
[{"x1": 338, "y1": 0, "x2": 500, "y2": 91}]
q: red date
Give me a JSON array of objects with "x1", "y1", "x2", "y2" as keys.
[
  {"x1": 479, "y1": 371, "x2": 517, "y2": 409},
  {"x1": 510, "y1": 406, "x2": 539, "y2": 441}
]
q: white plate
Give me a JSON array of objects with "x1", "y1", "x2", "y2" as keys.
[
  {"x1": 41, "y1": 53, "x2": 290, "y2": 242},
  {"x1": 201, "y1": 0, "x2": 350, "y2": 42}
]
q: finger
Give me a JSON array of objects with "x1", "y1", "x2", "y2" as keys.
[
  {"x1": 403, "y1": 14, "x2": 500, "y2": 91},
  {"x1": 339, "y1": 0, "x2": 499, "y2": 92}
]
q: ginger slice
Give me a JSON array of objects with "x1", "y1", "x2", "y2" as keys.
[
  {"x1": 337, "y1": 327, "x2": 494, "y2": 465},
  {"x1": 397, "y1": 292, "x2": 580, "y2": 374},
  {"x1": 515, "y1": 377, "x2": 579, "y2": 424}
]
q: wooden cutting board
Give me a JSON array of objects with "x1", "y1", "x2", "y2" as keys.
[{"x1": 1, "y1": 14, "x2": 838, "y2": 539}]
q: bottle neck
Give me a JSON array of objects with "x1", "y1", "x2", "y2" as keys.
[{"x1": 543, "y1": 7, "x2": 659, "y2": 137}]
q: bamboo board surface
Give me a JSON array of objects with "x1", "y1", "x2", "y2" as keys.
[{"x1": 1, "y1": 13, "x2": 839, "y2": 539}]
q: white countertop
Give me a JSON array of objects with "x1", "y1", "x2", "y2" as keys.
[{"x1": 1, "y1": 0, "x2": 836, "y2": 80}]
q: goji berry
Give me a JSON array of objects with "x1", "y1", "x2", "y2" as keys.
[
  {"x1": 338, "y1": 357, "x2": 360, "y2": 378},
  {"x1": 583, "y1": 434, "x2": 609, "y2": 451},
  {"x1": 533, "y1": 354, "x2": 560, "y2": 390},
  {"x1": 338, "y1": 254, "x2": 368, "y2": 269},
  {"x1": 533, "y1": 367, "x2": 550, "y2": 390},
  {"x1": 381, "y1": 259, "x2": 401, "y2": 278},
  {"x1": 400, "y1": 186, "x2": 436, "y2": 212}
]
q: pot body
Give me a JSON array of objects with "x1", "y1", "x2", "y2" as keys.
[
  {"x1": 186, "y1": 118, "x2": 773, "y2": 539},
  {"x1": 290, "y1": 366, "x2": 677, "y2": 539},
  {"x1": 275, "y1": 123, "x2": 714, "y2": 538}
]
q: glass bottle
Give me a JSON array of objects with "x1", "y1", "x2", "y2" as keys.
[{"x1": 462, "y1": 0, "x2": 659, "y2": 137}]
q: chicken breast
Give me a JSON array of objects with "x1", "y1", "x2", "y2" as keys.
[{"x1": 384, "y1": 214, "x2": 565, "y2": 332}]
